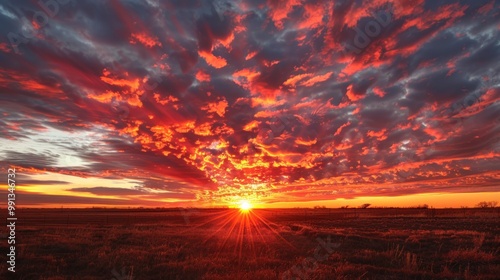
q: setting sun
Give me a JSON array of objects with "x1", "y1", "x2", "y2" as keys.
[
  {"x1": 239, "y1": 200, "x2": 252, "y2": 211},
  {"x1": 2, "y1": 0, "x2": 499, "y2": 278}
]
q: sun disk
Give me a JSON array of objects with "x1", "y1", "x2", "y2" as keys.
[{"x1": 239, "y1": 200, "x2": 252, "y2": 211}]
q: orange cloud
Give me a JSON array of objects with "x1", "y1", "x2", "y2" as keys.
[
  {"x1": 300, "y1": 72, "x2": 334, "y2": 87},
  {"x1": 202, "y1": 99, "x2": 229, "y2": 117},
  {"x1": 130, "y1": 32, "x2": 162, "y2": 47},
  {"x1": 346, "y1": 84, "x2": 365, "y2": 101},
  {"x1": 373, "y1": 87, "x2": 386, "y2": 97},
  {"x1": 100, "y1": 75, "x2": 140, "y2": 92},
  {"x1": 295, "y1": 137, "x2": 317, "y2": 146},
  {"x1": 196, "y1": 70, "x2": 211, "y2": 82},
  {"x1": 268, "y1": 0, "x2": 303, "y2": 29},
  {"x1": 199, "y1": 51, "x2": 227, "y2": 68},
  {"x1": 284, "y1": 73, "x2": 313, "y2": 87}
]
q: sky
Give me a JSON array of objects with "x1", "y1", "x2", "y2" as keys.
[{"x1": 0, "y1": 0, "x2": 499, "y2": 208}]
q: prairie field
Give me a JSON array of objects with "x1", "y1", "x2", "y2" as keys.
[{"x1": 1, "y1": 208, "x2": 499, "y2": 280}]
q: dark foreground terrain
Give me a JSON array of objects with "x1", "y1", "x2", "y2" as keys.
[{"x1": 1, "y1": 208, "x2": 499, "y2": 279}]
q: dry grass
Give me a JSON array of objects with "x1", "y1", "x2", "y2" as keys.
[{"x1": 0, "y1": 208, "x2": 498, "y2": 279}]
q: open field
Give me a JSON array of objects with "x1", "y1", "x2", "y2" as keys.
[{"x1": 1, "y1": 208, "x2": 499, "y2": 279}]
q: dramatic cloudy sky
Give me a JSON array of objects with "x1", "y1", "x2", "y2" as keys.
[{"x1": 0, "y1": 0, "x2": 499, "y2": 208}]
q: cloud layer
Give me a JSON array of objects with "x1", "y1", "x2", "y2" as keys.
[{"x1": 0, "y1": 0, "x2": 499, "y2": 206}]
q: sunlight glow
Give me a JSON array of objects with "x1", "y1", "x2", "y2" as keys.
[{"x1": 239, "y1": 200, "x2": 252, "y2": 212}]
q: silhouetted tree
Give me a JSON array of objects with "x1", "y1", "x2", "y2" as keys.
[
  {"x1": 359, "y1": 203, "x2": 371, "y2": 209},
  {"x1": 488, "y1": 201, "x2": 498, "y2": 208},
  {"x1": 476, "y1": 201, "x2": 497, "y2": 208}
]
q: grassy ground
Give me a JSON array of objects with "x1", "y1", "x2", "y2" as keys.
[{"x1": 1, "y1": 208, "x2": 499, "y2": 279}]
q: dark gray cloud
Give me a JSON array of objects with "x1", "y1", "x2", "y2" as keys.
[{"x1": 0, "y1": 0, "x2": 498, "y2": 205}]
